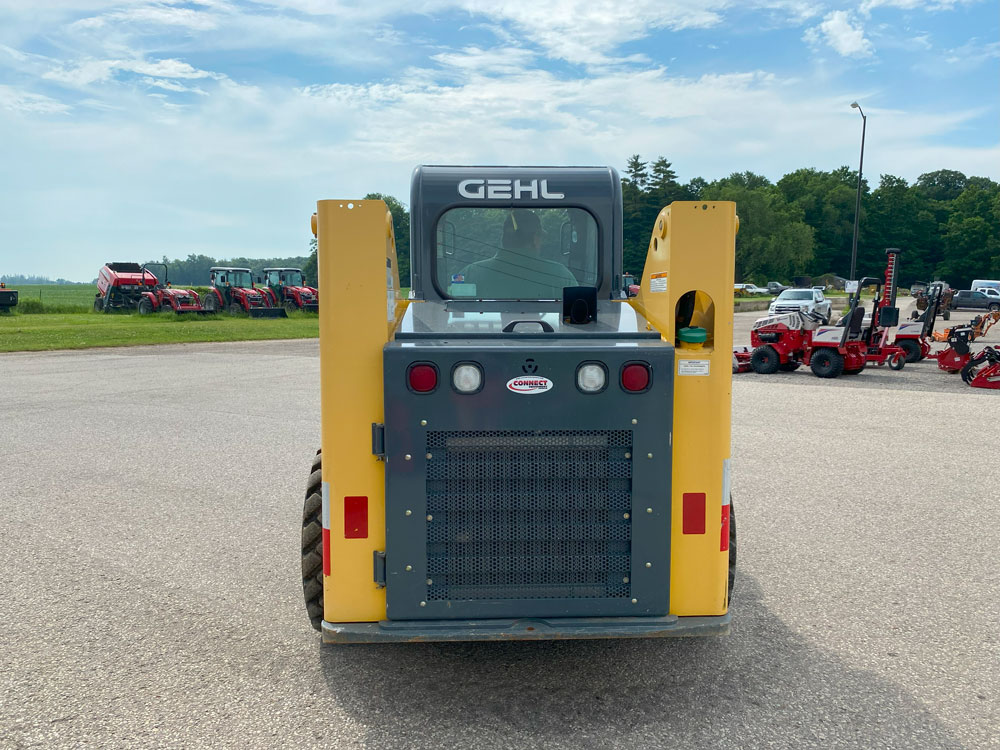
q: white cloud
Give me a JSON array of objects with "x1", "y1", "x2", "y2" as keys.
[
  {"x1": 804, "y1": 10, "x2": 874, "y2": 57},
  {"x1": 859, "y1": 0, "x2": 975, "y2": 14},
  {"x1": 70, "y1": 4, "x2": 221, "y2": 31},
  {"x1": 42, "y1": 56, "x2": 223, "y2": 87},
  {"x1": 0, "y1": 84, "x2": 70, "y2": 113}
]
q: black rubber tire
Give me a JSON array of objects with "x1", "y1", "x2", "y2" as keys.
[
  {"x1": 203, "y1": 293, "x2": 218, "y2": 313},
  {"x1": 137, "y1": 298, "x2": 154, "y2": 315},
  {"x1": 302, "y1": 449, "x2": 324, "y2": 632},
  {"x1": 94, "y1": 297, "x2": 104, "y2": 313},
  {"x1": 897, "y1": 338, "x2": 921, "y2": 363},
  {"x1": 750, "y1": 345, "x2": 781, "y2": 374},
  {"x1": 888, "y1": 353, "x2": 906, "y2": 371},
  {"x1": 810, "y1": 348, "x2": 844, "y2": 378},
  {"x1": 943, "y1": 310, "x2": 951, "y2": 321},
  {"x1": 778, "y1": 361, "x2": 800, "y2": 372},
  {"x1": 228, "y1": 302, "x2": 244, "y2": 315},
  {"x1": 728, "y1": 497, "x2": 737, "y2": 601},
  {"x1": 989, "y1": 304, "x2": 1000, "y2": 312},
  {"x1": 284, "y1": 299, "x2": 298, "y2": 315}
]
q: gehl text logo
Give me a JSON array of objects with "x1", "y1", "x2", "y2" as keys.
[{"x1": 458, "y1": 179, "x2": 565, "y2": 200}]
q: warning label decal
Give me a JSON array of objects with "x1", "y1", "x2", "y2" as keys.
[{"x1": 678, "y1": 359, "x2": 711, "y2": 376}]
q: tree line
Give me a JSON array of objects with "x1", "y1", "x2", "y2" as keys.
[
  {"x1": 619, "y1": 156, "x2": 999, "y2": 289},
  {"x1": 1, "y1": 274, "x2": 83, "y2": 285},
  {"x1": 141, "y1": 253, "x2": 311, "y2": 287}
]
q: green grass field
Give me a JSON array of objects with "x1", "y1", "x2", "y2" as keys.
[
  {"x1": 9, "y1": 284, "x2": 98, "y2": 313},
  {"x1": 0, "y1": 311, "x2": 319, "y2": 352}
]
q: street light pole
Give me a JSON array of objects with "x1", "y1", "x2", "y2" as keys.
[{"x1": 849, "y1": 101, "x2": 867, "y2": 282}]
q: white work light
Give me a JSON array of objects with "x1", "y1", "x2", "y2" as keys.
[
  {"x1": 576, "y1": 363, "x2": 607, "y2": 393},
  {"x1": 452, "y1": 363, "x2": 483, "y2": 393}
]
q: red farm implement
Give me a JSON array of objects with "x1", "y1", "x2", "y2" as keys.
[{"x1": 95, "y1": 262, "x2": 205, "y2": 314}]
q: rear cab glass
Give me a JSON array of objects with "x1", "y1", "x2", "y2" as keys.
[{"x1": 435, "y1": 207, "x2": 599, "y2": 300}]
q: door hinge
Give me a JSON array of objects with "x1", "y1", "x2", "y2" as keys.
[
  {"x1": 373, "y1": 550, "x2": 386, "y2": 588},
  {"x1": 372, "y1": 423, "x2": 385, "y2": 460}
]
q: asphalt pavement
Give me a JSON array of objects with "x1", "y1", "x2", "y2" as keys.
[{"x1": 1, "y1": 333, "x2": 998, "y2": 749}]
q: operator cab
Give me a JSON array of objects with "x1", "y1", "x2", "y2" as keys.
[
  {"x1": 210, "y1": 267, "x2": 254, "y2": 288},
  {"x1": 401, "y1": 165, "x2": 640, "y2": 339}
]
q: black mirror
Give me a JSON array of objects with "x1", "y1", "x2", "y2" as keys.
[
  {"x1": 878, "y1": 307, "x2": 899, "y2": 327},
  {"x1": 562, "y1": 286, "x2": 597, "y2": 324}
]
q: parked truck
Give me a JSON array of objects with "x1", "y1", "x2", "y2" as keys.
[{"x1": 949, "y1": 290, "x2": 1000, "y2": 312}]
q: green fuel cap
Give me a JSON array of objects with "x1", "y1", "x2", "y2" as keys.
[{"x1": 679, "y1": 326, "x2": 708, "y2": 343}]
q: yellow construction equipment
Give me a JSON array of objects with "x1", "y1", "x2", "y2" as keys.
[{"x1": 302, "y1": 167, "x2": 738, "y2": 642}]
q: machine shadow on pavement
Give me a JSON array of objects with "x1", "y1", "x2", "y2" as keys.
[{"x1": 317, "y1": 575, "x2": 963, "y2": 750}]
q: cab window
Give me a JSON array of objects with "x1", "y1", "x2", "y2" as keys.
[{"x1": 435, "y1": 207, "x2": 599, "y2": 300}]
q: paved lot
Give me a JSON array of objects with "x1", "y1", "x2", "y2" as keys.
[{"x1": 1, "y1": 334, "x2": 998, "y2": 749}]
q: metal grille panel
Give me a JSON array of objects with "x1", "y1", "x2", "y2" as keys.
[{"x1": 425, "y1": 430, "x2": 632, "y2": 602}]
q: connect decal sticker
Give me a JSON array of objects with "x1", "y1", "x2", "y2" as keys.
[{"x1": 506, "y1": 376, "x2": 554, "y2": 394}]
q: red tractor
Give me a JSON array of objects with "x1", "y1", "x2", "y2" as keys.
[
  {"x1": 749, "y1": 276, "x2": 905, "y2": 378},
  {"x1": 202, "y1": 266, "x2": 287, "y2": 318},
  {"x1": 261, "y1": 267, "x2": 318, "y2": 313},
  {"x1": 95, "y1": 262, "x2": 204, "y2": 314},
  {"x1": 894, "y1": 282, "x2": 947, "y2": 362},
  {"x1": 850, "y1": 248, "x2": 908, "y2": 368}
]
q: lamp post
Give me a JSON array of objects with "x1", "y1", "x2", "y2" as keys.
[{"x1": 849, "y1": 101, "x2": 867, "y2": 282}]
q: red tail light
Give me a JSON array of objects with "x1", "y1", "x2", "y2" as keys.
[
  {"x1": 621, "y1": 363, "x2": 651, "y2": 392},
  {"x1": 344, "y1": 496, "x2": 368, "y2": 539},
  {"x1": 408, "y1": 363, "x2": 438, "y2": 393},
  {"x1": 682, "y1": 492, "x2": 706, "y2": 534}
]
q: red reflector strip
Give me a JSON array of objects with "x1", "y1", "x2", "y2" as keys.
[
  {"x1": 322, "y1": 528, "x2": 331, "y2": 576},
  {"x1": 720, "y1": 504, "x2": 730, "y2": 551},
  {"x1": 344, "y1": 496, "x2": 368, "y2": 539},
  {"x1": 682, "y1": 492, "x2": 706, "y2": 534}
]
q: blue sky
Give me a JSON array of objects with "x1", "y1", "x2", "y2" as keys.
[{"x1": 0, "y1": 0, "x2": 997, "y2": 282}]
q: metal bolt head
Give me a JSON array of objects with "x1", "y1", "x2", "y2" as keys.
[
  {"x1": 426, "y1": 514, "x2": 433, "y2": 521},
  {"x1": 420, "y1": 419, "x2": 427, "y2": 426},
  {"x1": 631, "y1": 418, "x2": 638, "y2": 425},
  {"x1": 419, "y1": 601, "x2": 426, "y2": 607},
  {"x1": 405, "y1": 565, "x2": 413, "y2": 572},
  {"x1": 426, "y1": 579, "x2": 433, "y2": 586},
  {"x1": 624, "y1": 452, "x2": 631, "y2": 459},
  {"x1": 623, "y1": 576, "x2": 630, "y2": 583},
  {"x1": 646, "y1": 507, "x2": 652, "y2": 514},
  {"x1": 405, "y1": 509, "x2": 412, "y2": 516},
  {"x1": 645, "y1": 562, "x2": 652, "y2": 568},
  {"x1": 623, "y1": 512, "x2": 630, "y2": 520},
  {"x1": 647, "y1": 452, "x2": 653, "y2": 459},
  {"x1": 631, "y1": 598, "x2": 638, "y2": 604},
  {"x1": 425, "y1": 453, "x2": 433, "y2": 460},
  {"x1": 404, "y1": 454, "x2": 412, "y2": 461}
]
